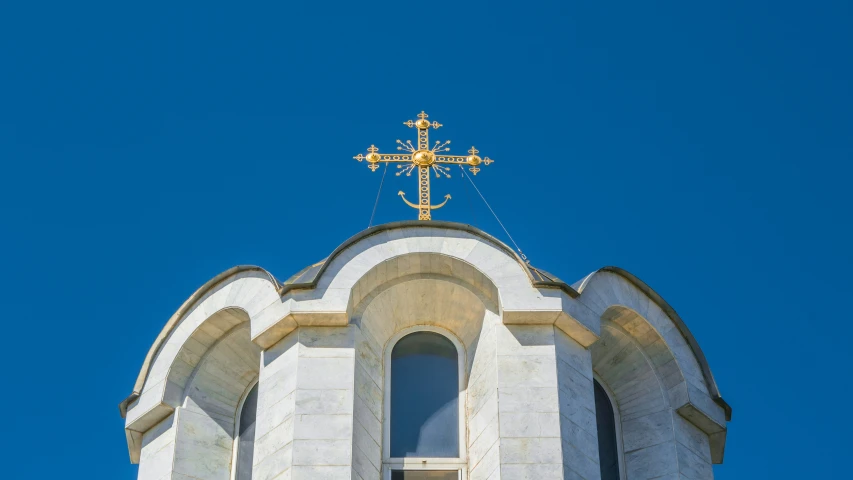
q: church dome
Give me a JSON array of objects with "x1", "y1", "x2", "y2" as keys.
[{"x1": 120, "y1": 220, "x2": 731, "y2": 479}]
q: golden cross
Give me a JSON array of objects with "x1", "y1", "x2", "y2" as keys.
[{"x1": 353, "y1": 111, "x2": 494, "y2": 220}]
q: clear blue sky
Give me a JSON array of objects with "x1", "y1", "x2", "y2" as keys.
[{"x1": 1, "y1": 1, "x2": 851, "y2": 478}]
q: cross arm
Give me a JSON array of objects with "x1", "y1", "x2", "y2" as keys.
[
  {"x1": 371, "y1": 153, "x2": 412, "y2": 163},
  {"x1": 353, "y1": 152, "x2": 412, "y2": 163},
  {"x1": 434, "y1": 155, "x2": 470, "y2": 165},
  {"x1": 353, "y1": 150, "x2": 412, "y2": 171},
  {"x1": 434, "y1": 152, "x2": 494, "y2": 175},
  {"x1": 435, "y1": 155, "x2": 494, "y2": 166}
]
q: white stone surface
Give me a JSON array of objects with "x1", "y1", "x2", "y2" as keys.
[
  {"x1": 132, "y1": 306, "x2": 262, "y2": 480},
  {"x1": 554, "y1": 328, "x2": 599, "y2": 480},
  {"x1": 352, "y1": 325, "x2": 382, "y2": 480},
  {"x1": 250, "y1": 327, "x2": 361, "y2": 480},
  {"x1": 495, "y1": 325, "x2": 567, "y2": 479},
  {"x1": 468, "y1": 316, "x2": 501, "y2": 480},
  {"x1": 137, "y1": 415, "x2": 176, "y2": 480},
  {"x1": 254, "y1": 229, "x2": 601, "y2": 350},
  {"x1": 125, "y1": 224, "x2": 729, "y2": 479},
  {"x1": 591, "y1": 320, "x2": 721, "y2": 479},
  {"x1": 291, "y1": 327, "x2": 356, "y2": 480},
  {"x1": 253, "y1": 332, "x2": 298, "y2": 480},
  {"x1": 581, "y1": 270, "x2": 728, "y2": 463},
  {"x1": 172, "y1": 407, "x2": 233, "y2": 480},
  {"x1": 127, "y1": 272, "x2": 280, "y2": 435}
]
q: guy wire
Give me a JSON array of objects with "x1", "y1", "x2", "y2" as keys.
[
  {"x1": 458, "y1": 165, "x2": 530, "y2": 263},
  {"x1": 368, "y1": 162, "x2": 389, "y2": 228}
]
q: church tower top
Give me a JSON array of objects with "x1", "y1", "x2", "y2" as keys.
[{"x1": 353, "y1": 111, "x2": 494, "y2": 220}]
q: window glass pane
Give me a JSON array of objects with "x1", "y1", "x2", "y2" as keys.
[
  {"x1": 594, "y1": 380, "x2": 620, "y2": 480},
  {"x1": 391, "y1": 332, "x2": 459, "y2": 458},
  {"x1": 235, "y1": 383, "x2": 258, "y2": 480},
  {"x1": 391, "y1": 471, "x2": 458, "y2": 480}
]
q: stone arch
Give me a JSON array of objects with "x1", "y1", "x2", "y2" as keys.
[
  {"x1": 182, "y1": 320, "x2": 261, "y2": 425},
  {"x1": 131, "y1": 306, "x2": 264, "y2": 480},
  {"x1": 250, "y1": 225, "x2": 599, "y2": 350},
  {"x1": 122, "y1": 223, "x2": 733, "y2": 478},
  {"x1": 128, "y1": 268, "x2": 279, "y2": 402},
  {"x1": 169, "y1": 308, "x2": 253, "y2": 409},
  {"x1": 123, "y1": 269, "x2": 283, "y2": 463},
  {"x1": 348, "y1": 251, "x2": 500, "y2": 318},
  {"x1": 350, "y1": 252, "x2": 499, "y2": 345},
  {"x1": 593, "y1": 320, "x2": 670, "y2": 420},
  {"x1": 600, "y1": 306, "x2": 686, "y2": 408},
  {"x1": 171, "y1": 319, "x2": 261, "y2": 480},
  {"x1": 592, "y1": 319, "x2": 718, "y2": 478},
  {"x1": 578, "y1": 273, "x2": 726, "y2": 417},
  {"x1": 281, "y1": 222, "x2": 560, "y2": 299},
  {"x1": 347, "y1": 251, "x2": 501, "y2": 480},
  {"x1": 592, "y1": 321, "x2": 672, "y2": 479},
  {"x1": 577, "y1": 268, "x2": 728, "y2": 416},
  {"x1": 580, "y1": 270, "x2": 728, "y2": 469}
]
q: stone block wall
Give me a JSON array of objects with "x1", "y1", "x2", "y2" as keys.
[
  {"x1": 124, "y1": 227, "x2": 729, "y2": 480},
  {"x1": 172, "y1": 407, "x2": 234, "y2": 480},
  {"x1": 352, "y1": 326, "x2": 383, "y2": 480},
  {"x1": 132, "y1": 323, "x2": 723, "y2": 480},
  {"x1": 495, "y1": 325, "x2": 565, "y2": 479},
  {"x1": 291, "y1": 327, "x2": 355, "y2": 479},
  {"x1": 137, "y1": 415, "x2": 176, "y2": 480},
  {"x1": 252, "y1": 327, "x2": 359, "y2": 480},
  {"x1": 132, "y1": 317, "x2": 722, "y2": 480},
  {"x1": 592, "y1": 320, "x2": 717, "y2": 480},
  {"x1": 555, "y1": 328, "x2": 600, "y2": 480},
  {"x1": 467, "y1": 315, "x2": 501, "y2": 480},
  {"x1": 252, "y1": 332, "x2": 297, "y2": 480}
]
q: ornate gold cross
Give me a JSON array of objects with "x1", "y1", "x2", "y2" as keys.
[{"x1": 353, "y1": 111, "x2": 494, "y2": 220}]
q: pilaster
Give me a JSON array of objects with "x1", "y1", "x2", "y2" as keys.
[
  {"x1": 136, "y1": 415, "x2": 176, "y2": 480},
  {"x1": 555, "y1": 328, "x2": 600, "y2": 480},
  {"x1": 171, "y1": 406, "x2": 234, "y2": 480},
  {"x1": 467, "y1": 315, "x2": 502, "y2": 480},
  {"x1": 495, "y1": 325, "x2": 566, "y2": 479},
  {"x1": 252, "y1": 327, "x2": 357, "y2": 480}
]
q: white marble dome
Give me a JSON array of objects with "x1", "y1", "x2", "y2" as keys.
[{"x1": 120, "y1": 221, "x2": 730, "y2": 480}]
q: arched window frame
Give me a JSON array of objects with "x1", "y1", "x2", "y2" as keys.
[
  {"x1": 593, "y1": 374, "x2": 627, "y2": 480},
  {"x1": 383, "y1": 326, "x2": 468, "y2": 480},
  {"x1": 231, "y1": 378, "x2": 259, "y2": 480}
]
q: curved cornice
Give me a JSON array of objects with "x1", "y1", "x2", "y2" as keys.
[
  {"x1": 577, "y1": 266, "x2": 732, "y2": 421},
  {"x1": 119, "y1": 265, "x2": 279, "y2": 418},
  {"x1": 121, "y1": 222, "x2": 729, "y2": 425},
  {"x1": 277, "y1": 221, "x2": 580, "y2": 298},
  {"x1": 122, "y1": 222, "x2": 555, "y2": 417}
]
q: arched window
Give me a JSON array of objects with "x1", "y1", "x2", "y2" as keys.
[
  {"x1": 594, "y1": 379, "x2": 622, "y2": 480},
  {"x1": 233, "y1": 382, "x2": 258, "y2": 480},
  {"x1": 385, "y1": 328, "x2": 465, "y2": 479}
]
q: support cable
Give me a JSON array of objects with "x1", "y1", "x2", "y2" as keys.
[
  {"x1": 461, "y1": 167, "x2": 478, "y2": 227},
  {"x1": 368, "y1": 162, "x2": 389, "y2": 228},
  {"x1": 459, "y1": 165, "x2": 530, "y2": 264}
]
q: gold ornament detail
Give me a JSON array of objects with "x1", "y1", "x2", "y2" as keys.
[{"x1": 353, "y1": 111, "x2": 495, "y2": 220}]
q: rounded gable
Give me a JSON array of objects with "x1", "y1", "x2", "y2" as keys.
[
  {"x1": 122, "y1": 222, "x2": 578, "y2": 421},
  {"x1": 575, "y1": 266, "x2": 730, "y2": 421},
  {"x1": 278, "y1": 220, "x2": 578, "y2": 298}
]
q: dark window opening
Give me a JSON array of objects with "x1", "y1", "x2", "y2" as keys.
[
  {"x1": 594, "y1": 379, "x2": 620, "y2": 480},
  {"x1": 390, "y1": 331, "x2": 459, "y2": 458},
  {"x1": 235, "y1": 383, "x2": 258, "y2": 480}
]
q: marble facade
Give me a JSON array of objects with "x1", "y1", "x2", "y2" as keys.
[{"x1": 121, "y1": 221, "x2": 730, "y2": 480}]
